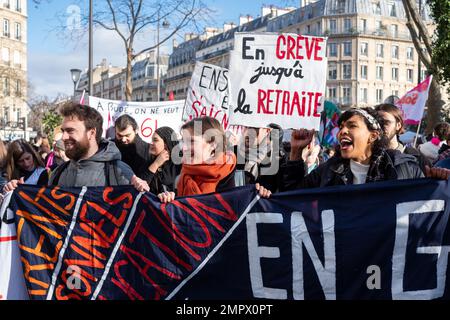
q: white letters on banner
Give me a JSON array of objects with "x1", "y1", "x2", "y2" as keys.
[
  {"x1": 229, "y1": 33, "x2": 328, "y2": 130},
  {"x1": 88, "y1": 96, "x2": 184, "y2": 143}
]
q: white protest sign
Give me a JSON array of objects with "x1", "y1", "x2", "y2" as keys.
[
  {"x1": 88, "y1": 97, "x2": 184, "y2": 143},
  {"x1": 229, "y1": 33, "x2": 327, "y2": 130},
  {"x1": 184, "y1": 62, "x2": 231, "y2": 128}
]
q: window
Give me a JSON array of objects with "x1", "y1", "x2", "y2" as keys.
[
  {"x1": 360, "y1": 42, "x2": 368, "y2": 56},
  {"x1": 13, "y1": 50, "x2": 20, "y2": 65},
  {"x1": 146, "y1": 65, "x2": 155, "y2": 78},
  {"x1": 376, "y1": 20, "x2": 382, "y2": 30},
  {"x1": 328, "y1": 87, "x2": 337, "y2": 99},
  {"x1": 337, "y1": 0, "x2": 346, "y2": 11},
  {"x1": 361, "y1": 65, "x2": 368, "y2": 79},
  {"x1": 344, "y1": 18, "x2": 352, "y2": 32},
  {"x1": 376, "y1": 66, "x2": 384, "y2": 80},
  {"x1": 330, "y1": 19, "x2": 337, "y2": 33},
  {"x1": 420, "y1": 69, "x2": 427, "y2": 82},
  {"x1": 343, "y1": 87, "x2": 352, "y2": 104},
  {"x1": 343, "y1": 63, "x2": 352, "y2": 79},
  {"x1": 407, "y1": 69, "x2": 414, "y2": 82},
  {"x1": 14, "y1": 22, "x2": 20, "y2": 40},
  {"x1": 306, "y1": 25, "x2": 311, "y2": 34},
  {"x1": 392, "y1": 67, "x2": 398, "y2": 81},
  {"x1": 15, "y1": 0, "x2": 21, "y2": 12},
  {"x1": 3, "y1": 77, "x2": 9, "y2": 96},
  {"x1": 391, "y1": 45, "x2": 399, "y2": 59},
  {"x1": 390, "y1": 25, "x2": 398, "y2": 38},
  {"x1": 3, "y1": 0, "x2": 10, "y2": 8},
  {"x1": 407, "y1": 47, "x2": 414, "y2": 60},
  {"x1": 3, "y1": 19, "x2": 9, "y2": 37},
  {"x1": 316, "y1": 21, "x2": 321, "y2": 34},
  {"x1": 360, "y1": 19, "x2": 367, "y2": 33},
  {"x1": 388, "y1": 3, "x2": 397, "y2": 17},
  {"x1": 376, "y1": 89, "x2": 383, "y2": 103},
  {"x1": 373, "y1": 2, "x2": 381, "y2": 15},
  {"x1": 15, "y1": 79, "x2": 20, "y2": 96},
  {"x1": 343, "y1": 42, "x2": 352, "y2": 56},
  {"x1": 392, "y1": 90, "x2": 399, "y2": 97},
  {"x1": 2, "y1": 47, "x2": 9, "y2": 63},
  {"x1": 360, "y1": 88, "x2": 368, "y2": 103},
  {"x1": 328, "y1": 63, "x2": 337, "y2": 80},
  {"x1": 328, "y1": 43, "x2": 337, "y2": 57},
  {"x1": 376, "y1": 44, "x2": 384, "y2": 57}
]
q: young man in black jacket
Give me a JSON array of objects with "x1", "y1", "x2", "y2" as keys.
[
  {"x1": 235, "y1": 123, "x2": 287, "y2": 192},
  {"x1": 375, "y1": 103, "x2": 431, "y2": 172},
  {"x1": 114, "y1": 114, "x2": 152, "y2": 180}
]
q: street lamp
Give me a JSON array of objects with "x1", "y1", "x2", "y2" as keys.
[
  {"x1": 156, "y1": 13, "x2": 170, "y2": 102},
  {"x1": 70, "y1": 68, "x2": 82, "y2": 98}
]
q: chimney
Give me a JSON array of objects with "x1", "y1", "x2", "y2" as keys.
[
  {"x1": 184, "y1": 32, "x2": 197, "y2": 41},
  {"x1": 223, "y1": 22, "x2": 236, "y2": 32},
  {"x1": 262, "y1": 6, "x2": 277, "y2": 17},
  {"x1": 204, "y1": 27, "x2": 222, "y2": 39},
  {"x1": 239, "y1": 15, "x2": 253, "y2": 26}
]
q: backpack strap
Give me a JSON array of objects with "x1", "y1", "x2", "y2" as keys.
[
  {"x1": 105, "y1": 160, "x2": 119, "y2": 186},
  {"x1": 49, "y1": 161, "x2": 70, "y2": 186}
]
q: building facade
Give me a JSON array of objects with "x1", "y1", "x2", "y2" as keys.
[
  {"x1": 164, "y1": 6, "x2": 295, "y2": 101},
  {"x1": 0, "y1": 0, "x2": 27, "y2": 140},
  {"x1": 267, "y1": 0, "x2": 434, "y2": 107},
  {"x1": 165, "y1": 0, "x2": 435, "y2": 109},
  {"x1": 80, "y1": 51, "x2": 169, "y2": 102},
  {"x1": 132, "y1": 50, "x2": 169, "y2": 102},
  {"x1": 164, "y1": 36, "x2": 203, "y2": 101}
]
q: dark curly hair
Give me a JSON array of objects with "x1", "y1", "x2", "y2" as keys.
[{"x1": 338, "y1": 107, "x2": 389, "y2": 158}]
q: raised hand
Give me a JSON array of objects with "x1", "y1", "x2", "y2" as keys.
[{"x1": 290, "y1": 129, "x2": 315, "y2": 161}]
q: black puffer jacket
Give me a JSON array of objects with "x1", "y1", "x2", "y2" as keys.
[{"x1": 281, "y1": 149, "x2": 424, "y2": 191}]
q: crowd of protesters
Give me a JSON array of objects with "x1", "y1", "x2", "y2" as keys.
[{"x1": 1, "y1": 103, "x2": 450, "y2": 201}]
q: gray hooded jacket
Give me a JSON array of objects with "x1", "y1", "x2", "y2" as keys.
[{"x1": 49, "y1": 139, "x2": 134, "y2": 187}]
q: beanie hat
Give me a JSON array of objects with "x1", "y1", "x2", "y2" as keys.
[
  {"x1": 154, "y1": 126, "x2": 178, "y2": 153},
  {"x1": 418, "y1": 141, "x2": 440, "y2": 162}
]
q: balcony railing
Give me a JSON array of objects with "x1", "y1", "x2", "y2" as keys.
[{"x1": 323, "y1": 28, "x2": 412, "y2": 40}]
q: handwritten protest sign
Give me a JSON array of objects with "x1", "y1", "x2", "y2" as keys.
[
  {"x1": 229, "y1": 33, "x2": 327, "y2": 130},
  {"x1": 184, "y1": 62, "x2": 230, "y2": 128},
  {"x1": 88, "y1": 97, "x2": 184, "y2": 143}
]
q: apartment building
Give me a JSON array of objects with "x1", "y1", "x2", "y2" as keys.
[{"x1": 0, "y1": 0, "x2": 27, "y2": 139}]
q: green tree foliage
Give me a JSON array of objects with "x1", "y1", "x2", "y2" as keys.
[
  {"x1": 42, "y1": 112, "x2": 62, "y2": 138},
  {"x1": 428, "y1": 0, "x2": 450, "y2": 88}
]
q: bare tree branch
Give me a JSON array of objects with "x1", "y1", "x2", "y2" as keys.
[
  {"x1": 402, "y1": 0, "x2": 434, "y2": 55},
  {"x1": 402, "y1": 3, "x2": 433, "y2": 71}
]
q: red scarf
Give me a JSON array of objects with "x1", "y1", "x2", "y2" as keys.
[{"x1": 177, "y1": 152, "x2": 236, "y2": 196}]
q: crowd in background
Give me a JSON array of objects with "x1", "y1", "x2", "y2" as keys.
[{"x1": 1, "y1": 103, "x2": 450, "y2": 202}]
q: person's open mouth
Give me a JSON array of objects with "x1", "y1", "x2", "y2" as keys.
[{"x1": 340, "y1": 137, "x2": 353, "y2": 151}]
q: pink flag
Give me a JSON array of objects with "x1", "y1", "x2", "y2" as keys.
[
  {"x1": 79, "y1": 90, "x2": 86, "y2": 105},
  {"x1": 396, "y1": 75, "x2": 433, "y2": 125}
]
